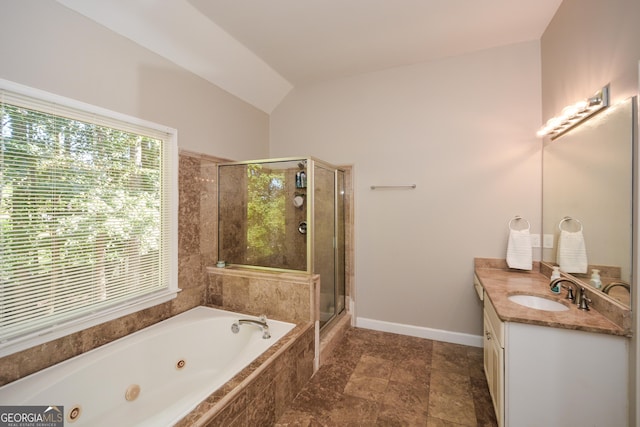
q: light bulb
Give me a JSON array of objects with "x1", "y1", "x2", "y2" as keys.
[
  {"x1": 546, "y1": 117, "x2": 562, "y2": 129},
  {"x1": 561, "y1": 104, "x2": 579, "y2": 119},
  {"x1": 573, "y1": 100, "x2": 588, "y2": 113}
]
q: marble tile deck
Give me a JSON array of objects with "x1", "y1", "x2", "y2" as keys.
[{"x1": 276, "y1": 327, "x2": 497, "y2": 426}]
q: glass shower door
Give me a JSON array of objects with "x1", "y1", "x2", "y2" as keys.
[{"x1": 314, "y1": 164, "x2": 336, "y2": 327}]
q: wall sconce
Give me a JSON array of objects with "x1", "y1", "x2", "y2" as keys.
[{"x1": 537, "y1": 85, "x2": 609, "y2": 140}]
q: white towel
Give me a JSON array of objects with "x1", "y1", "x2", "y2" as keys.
[
  {"x1": 506, "y1": 229, "x2": 532, "y2": 270},
  {"x1": 557, "y1": 229, "x2": 588, "y2": 273}
]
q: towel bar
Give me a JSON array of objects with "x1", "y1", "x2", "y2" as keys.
[{"x1": 370, "y1": 184, "x2": 416, "y2": 190}]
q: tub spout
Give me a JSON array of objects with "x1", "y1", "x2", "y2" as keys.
[{"x1": 231, "y1": 315, "x2": 271, "y2": 339}]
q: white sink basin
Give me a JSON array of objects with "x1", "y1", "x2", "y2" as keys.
[{"x1": 508, "y1": 294, "x2": 569, "y2": 312}]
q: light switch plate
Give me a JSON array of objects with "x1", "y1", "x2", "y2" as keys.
[{"x1": 543, "y1": 234, "x2": 554, "y2": 248}]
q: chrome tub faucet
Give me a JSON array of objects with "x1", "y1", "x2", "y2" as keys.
[{"x1": 231, "y1": 315, "x2": 271, "y2": 339}]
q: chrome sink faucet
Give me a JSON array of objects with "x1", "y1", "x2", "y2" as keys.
[
  {"x1": 549, "y1": 277, "x2": 588, "y2": 308},
  {"x1": 231, "y1": 315, "x2": 271, "y2": 339}
]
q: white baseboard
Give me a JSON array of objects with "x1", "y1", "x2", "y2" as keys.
[{"x1": 356, "y1": 316, "x2": 483, "y2": 348}]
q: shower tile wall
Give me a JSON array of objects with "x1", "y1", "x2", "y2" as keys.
[
  {"x1": 285, "y1": 168, "x2": 307, "y2": 271},
  {"x1": 218, "y1": 164, "x2": 248, "y2": 264},
  {"x1": 0, "y1": 151, "x2": 218, "y2": 386}
]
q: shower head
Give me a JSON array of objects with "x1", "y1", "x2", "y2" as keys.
[{"x1": 298, "y1": 160, "x2": 307, "y2": 169}]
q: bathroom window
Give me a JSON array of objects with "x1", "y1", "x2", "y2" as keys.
[{"x1": 0, "y1": 80, "x2": 178, "y2": 356}]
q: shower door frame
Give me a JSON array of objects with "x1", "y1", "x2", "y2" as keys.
[{"x1": 309, "y1": 159, "x2": 346, "y2": 330}]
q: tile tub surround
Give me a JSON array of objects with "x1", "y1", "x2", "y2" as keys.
[
  {"x1": 176, "y1": 322, "x2": 315, "y2": 427},
  {"x1": 474, "y1": 258, "x2": 630, "y2": 336},
  {"x1": 206, "y1": 266, "x2": 320, "y2": 325}
]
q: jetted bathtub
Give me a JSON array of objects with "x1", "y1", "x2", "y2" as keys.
[{"x1": 0, "y1": 306, "x2": 295, "y2": 426}]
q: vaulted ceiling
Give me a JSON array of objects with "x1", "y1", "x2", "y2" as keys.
[{"x1": 57, "y1": 0, "x2": 562, "y2": 113}]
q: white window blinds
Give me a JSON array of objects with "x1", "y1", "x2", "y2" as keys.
[{"x1": 0, "y1": 81, "x2": 178, "y2": 354}]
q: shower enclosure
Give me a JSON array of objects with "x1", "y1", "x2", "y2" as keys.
[{"x1": 218, "y1": 157, "x2": 346, "y2": 329}]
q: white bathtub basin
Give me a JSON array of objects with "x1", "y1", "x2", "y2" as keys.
[
  {"x1": 508, "y1": 294, "x2": 569, "y2": 312},
  {"x1": 0, "y1": 307, "x2": 295, "y2": 426}
]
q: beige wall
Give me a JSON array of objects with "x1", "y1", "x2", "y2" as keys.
[
  {"x1": 541, "y1": 1, "x2": 640, "y2": 424},
  {"x1": 0, "y1": 1, "x2": 269, "y2": 160},
  {"x1": 541, "y1": 0, "x2": 640, "y2": 116},
  {"x1": 270, "y1": 41, "x2": 543, "y2": 338}
]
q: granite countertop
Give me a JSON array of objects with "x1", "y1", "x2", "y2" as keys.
[{"x1": 475, "y1": 259, "x2": 629, "y2": 337}]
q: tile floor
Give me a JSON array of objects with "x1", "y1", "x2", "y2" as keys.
[{"x1": 276, "y1": 327, "x2": 497, "y2": 426}]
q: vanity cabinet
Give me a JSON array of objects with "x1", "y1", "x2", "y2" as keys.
[
  {"x1": 483, "y1": 298, "x2": 504, "y2": 427},
  {"x1": 482, "y1": 296, "x2": 628, "y2": 427}
]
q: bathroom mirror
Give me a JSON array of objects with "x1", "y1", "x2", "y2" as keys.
[{"x1": 542, "y1": 97, "x2": 635, "y2": 307}]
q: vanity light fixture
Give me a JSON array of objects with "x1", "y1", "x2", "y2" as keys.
[{"x1": 537, "y1": 85, "x2": 609, "y2": 140}]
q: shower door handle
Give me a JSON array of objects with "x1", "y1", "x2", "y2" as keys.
[{"x1": 298, "y1": 221, "x2": 307, "y2": 235}]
